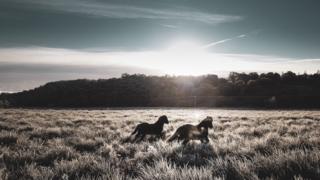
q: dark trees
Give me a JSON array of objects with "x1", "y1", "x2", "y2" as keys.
[{"x1": 2, "y1": 71, "x2": 320, "y2": 108}]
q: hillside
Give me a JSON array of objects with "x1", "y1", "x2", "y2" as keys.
[{"x1": 1, "y1": 72, "x2": 320, "y2": 108}]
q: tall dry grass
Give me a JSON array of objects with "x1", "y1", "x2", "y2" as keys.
[{"x1": 0, "y1": 109, "x2": 319, "y2": 180}]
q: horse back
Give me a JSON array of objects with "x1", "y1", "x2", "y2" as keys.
[{"x1": 139, "y1": 122, "x2": 162, "y2": 135}]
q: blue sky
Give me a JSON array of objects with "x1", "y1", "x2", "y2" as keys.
[{"x1": 1, "y1": 0, "x2": 320, "y2": 91}]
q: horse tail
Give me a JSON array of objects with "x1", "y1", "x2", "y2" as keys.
[{"x1": 131, "y1": 125, "x2": 140, "y2": 136}]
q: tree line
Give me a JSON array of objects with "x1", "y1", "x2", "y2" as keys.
[{"x1": 1, "y1": 71, "x2": 320, "y2": 108}]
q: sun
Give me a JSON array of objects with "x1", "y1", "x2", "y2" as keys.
[
  {"x1": 108, "y1": 39, "x2": 226, "y2": 76},
  {"x1": 157, "y1": 39, "x2": 212, "y2": 75},
  {"x1": 167, "y1": 40, "x2": 203, "y2": 52}
]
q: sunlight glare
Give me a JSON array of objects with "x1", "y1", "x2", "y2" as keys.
[
  {"x1": 158, "y1": 39, "x2": 213, "y2": 75},
  {"x1": 102, "y1": 39, "x2": 260, "y2": 76},
  {"x1": 167, "y1": 40, "x2": 203, "y2": 52}
]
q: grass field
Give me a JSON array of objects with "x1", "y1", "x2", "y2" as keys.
[{"x1": 0, "y1": 108, "x2": 320, "y2": 180}]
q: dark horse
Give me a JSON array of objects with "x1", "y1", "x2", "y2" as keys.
[
  {"x1": 168, "y1": 116, "x2": 213, "y2": 145},
  {"x1": 131, "y1": 115, "x2": 169, "y2": 142}
]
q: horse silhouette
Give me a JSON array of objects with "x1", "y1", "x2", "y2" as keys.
[
  {"x1": 168, "y1": 116, "x2": 213, "y2": 145},
  {"x1": 131, "y1": 115, "x2": 169, "y2": 142}
]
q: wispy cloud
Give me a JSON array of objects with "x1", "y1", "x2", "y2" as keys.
[
  {"x1": 9, "y1": 0, "x2": 243, "y2": 24},
  {"x1": 0, "y1": 91, "x2": 14, "y2": 94},
  {"x1": 1, "y1": 47, "x2": 320, "y2": 91},
  {"x1": 201, "y1": 38, "x2": 233, "y2": 48},
  {"x1": 268, "y1": 58, "x2": 320, "y2": 65},
  {"x1": 237, "y1": 34, "x2": 247, "y2": 38},
  {"x1": 159, "y1": 24, "x2": 179, "y2": 29},
  {"x1": 1, "y1": 47, "x2": 319, "y2": 72},
  {"x1": 202, "y1": 33, "x2": 248, "y2": 49}
]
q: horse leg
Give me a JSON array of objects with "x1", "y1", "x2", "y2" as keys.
[
  {"x1": 177, "y1": 137, "x2": 183, "y2": 143},
  {"x1": 133, "y1": 131, "x2": 141, "y2": 142},
  {"x1": 156, "y1": 134, "x2": 161, "y2": 140},
  {"x1": 160, "y1": 132, "x2": 166, "y2": 140},
  {"x1": 182, "y1": 139, "x2": 189, "y2": 145},
  {"x1": 204, "y1": 137, "x2": 210, "y2": 143},
  {"x1": 201, "y1": 137, "x2": 210, "y2": 144},
  {"x1": 137, "y1": 134, "x2": 146, "y2": 142}
]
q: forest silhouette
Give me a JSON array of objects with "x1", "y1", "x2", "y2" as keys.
[{"x1": 1, "y1": 71, "x2": 320, "y2": 108}]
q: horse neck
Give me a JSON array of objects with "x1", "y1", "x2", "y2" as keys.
[
  {"x1": 154, "y1": 120, "x2": 164, "y2": 127},
  {"x1": 197, "y1": 122, "x2": 207, "y2": 129}
]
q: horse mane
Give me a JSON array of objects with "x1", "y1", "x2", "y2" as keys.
[
  {"x1": 197, "y1": 116, "x2": 213, "y2": 128},
  {"x1": 155, "y1": 115, "x2": 168, "y2": 125}
]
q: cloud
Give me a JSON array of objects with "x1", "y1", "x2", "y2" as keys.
[
  {"x1": 0, "y1": 48, "x2": 161, "y2": 91},
  {"x1": 0, "y1": 63, "x2": 158, "y2": 92},
  {"x1": 159, "y1": 24, "x2": 179, "y2": 29},
  {"x1": 1, "y1": 47, "x2": 320, "y2": 91},
  {"x1": 202, "y1": 33, "x2": 248, "y2": 49},
  {"x1": 8, "y1": 0, "x2": 243, "y2": 24},
  {"x1": 202, "y1": 30, "x2": 262, "y2": 49},
  {"x1": 0, "y1": 91, "x2": 14, "y2": 94},
  {"x1": 237, "y1": 34, "x2": 247, "y2": 38},
  {"x1": 201, "y1": 38, "x2": 233, "y2": 48},
  {"x1": 1, "y1": 47, "x2": 319, "y2": 72}
]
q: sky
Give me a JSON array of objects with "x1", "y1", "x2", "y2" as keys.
[{"x1": 1, "y1": 0, "x2": 320, "y2": 92}]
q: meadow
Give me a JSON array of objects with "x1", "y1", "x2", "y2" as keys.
[{"x1": 0, "y1": 108, "x2": 319, "y2": 180}]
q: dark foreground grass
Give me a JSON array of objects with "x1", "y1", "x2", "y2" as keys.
[{"x1": 0, "y1": 109, "x2": 319, "y2": 180}]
